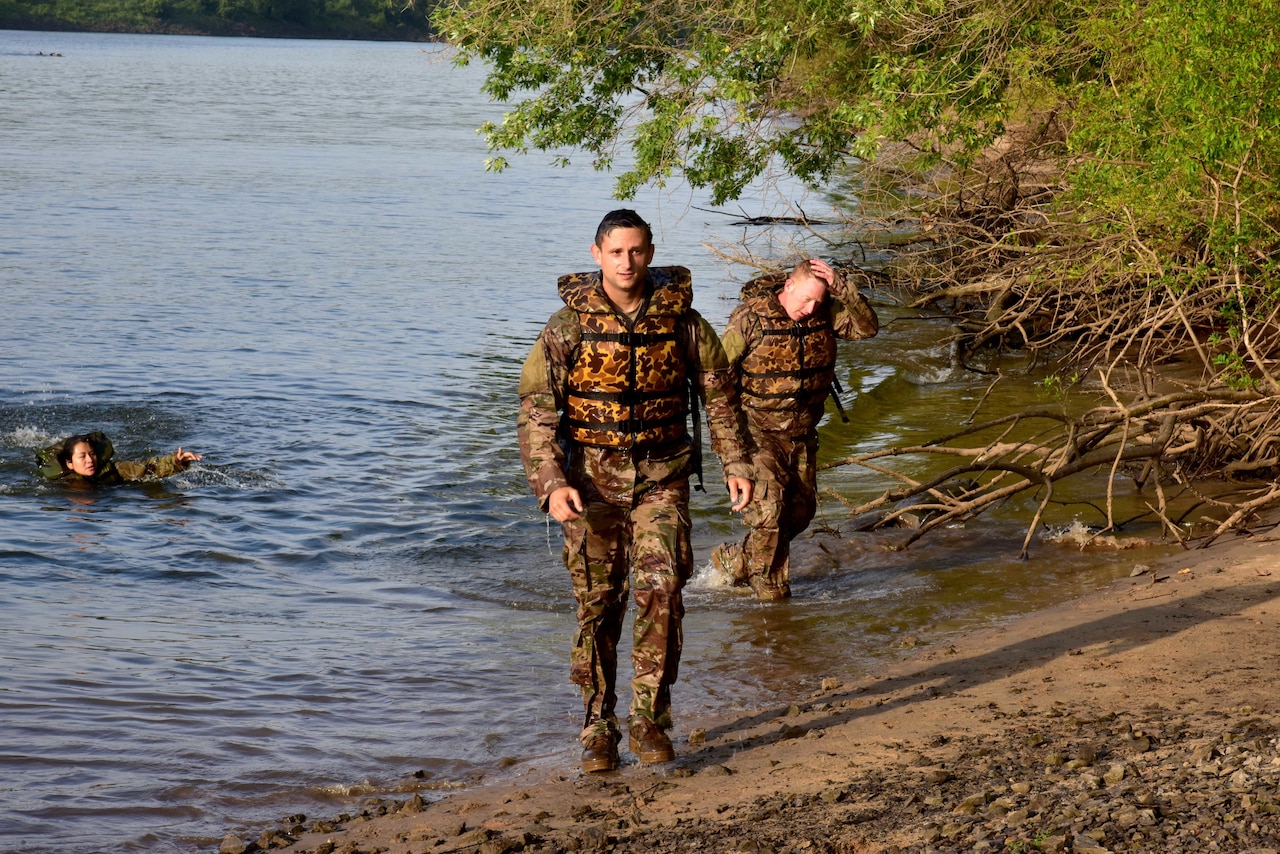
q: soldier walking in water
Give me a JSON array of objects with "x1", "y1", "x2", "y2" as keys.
[
  {"x1": 712, "y1": 258, "x2": 878, "y2": 600},
  {"x1": 517, "y1": 209, "x2": 754, "y2": 772}
]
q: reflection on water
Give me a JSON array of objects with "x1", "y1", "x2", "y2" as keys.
[{"x1": 0, "y1": 28, "x2": 1183, "y2": 854}]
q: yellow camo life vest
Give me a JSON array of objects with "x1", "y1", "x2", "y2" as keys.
[
  {"x1": 560, "y1": 267, "x2": 693, "y2": 448},
  {"x1": 738, "y1": 280, "x2": 838, "y2": 413}
]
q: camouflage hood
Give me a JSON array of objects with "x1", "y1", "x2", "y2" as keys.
[
  {"x1": 37, "y1": 430, "x2": 116, "y2": 480},
  {"x1": 558, "y1": 266, "x2": 693, "y2": 316}
]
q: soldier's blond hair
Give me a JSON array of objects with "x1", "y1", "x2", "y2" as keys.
[{"x1": 786, "y1": 260, "x2": 825, "y2": 293}]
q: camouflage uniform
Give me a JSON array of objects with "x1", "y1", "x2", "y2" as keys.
[
  {"x1": 37, "y1": 431, "x2": 193, "y2": 484},
  {"x1": 715, "y1": 268, "x2": 878, "y2": 599},
  {"x1": 517, "y1": 266, "x2": 753, "y2": 742}
]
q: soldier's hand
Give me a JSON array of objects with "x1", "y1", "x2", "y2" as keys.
[
  {"x1": 726, "y1": 477, "x2": 753, "y2": 513},
  {"x1": 548, "y1": 486, "x2": 585, "y2": 523},
  {"x1": 809, "y1": 257, "x2": 836, "y2": 286}
]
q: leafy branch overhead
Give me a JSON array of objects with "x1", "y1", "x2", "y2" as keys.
[{"x1": 432, "y1": 0, "x2": 1047, "y2": 203}]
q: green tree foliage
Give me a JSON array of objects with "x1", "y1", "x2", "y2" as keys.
[
  {"x1": 433, "y1": 0, "x2": 1278, "y2": 267},
  {"x1": 1067, "y1": 0, "x2": 1280, "y2": 292},
  {"x1": 432, "y1": 0, "x2": 1095, "y2": 203}
]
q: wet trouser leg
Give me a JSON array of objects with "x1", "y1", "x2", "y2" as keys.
[
  {"x1": 564, "y1": 500, "x2": 629, "y2": 738},
  {"x1": 563, "y1": 477, "x2": 691, "y2": 734},
  {"x1": 626, "y1": 478, "x2": 691, "y2": 729},
  {"x1": 741, "y1": 433, "x2": 817, "y2": 594}
]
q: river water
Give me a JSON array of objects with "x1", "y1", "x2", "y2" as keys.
[{"x1": 0, "y1": 29, "x2": 1174, "y2": 853}]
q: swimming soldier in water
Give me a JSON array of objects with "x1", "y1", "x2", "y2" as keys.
[
  {"x1": 517, "y1": 209, "x2": 755, "y2": 772},
  {"x1": 39, "y1": 431, "x2": 202, "y2": 484},
  {"x1": 711, "y1": 258, "x2": 878, "y2": 600}
]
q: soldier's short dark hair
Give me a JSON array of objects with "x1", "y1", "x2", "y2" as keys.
[{"x1": 595, "y1": 209, "x2": 652, "y2": 248}]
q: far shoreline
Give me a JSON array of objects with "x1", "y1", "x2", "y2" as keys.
[{"x1": 1, "y1": 18, "x2": 438, "y2": 43}]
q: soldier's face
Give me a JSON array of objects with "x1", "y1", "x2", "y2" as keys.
[
  {"x1": 779, "y1": 275, "x2": 827, "y2": 321},
  {"x1": 67, "y1": 441, "x2": 98, "y2": 477},
  {"x1": 590, "y1": 227, "x2": 654, "y2": 295}
]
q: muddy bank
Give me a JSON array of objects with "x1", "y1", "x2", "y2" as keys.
[{"x1": 219, "y1": 527, "x2": 1280, "y2": 854}]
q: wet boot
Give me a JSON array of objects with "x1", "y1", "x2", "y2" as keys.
[
  {"x1": 628, "y1": 716, "x2": 675, "y2": 764},
  {"x1": 748, "y1": 572, "x2": 791, "y2": 602},
  {"x1": 580, "y1": 720, "x2": 620, "y2": 773},
  {"x1": 710, "y1": 542, "x2": 749, "y2": 586}
]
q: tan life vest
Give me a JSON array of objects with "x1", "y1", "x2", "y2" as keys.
[
  {"x1": 737, "y1": 277, "x2": 838, "y2": 415},
  {"x1": 560, "y1": 267, "x2": 693, "y2": 448}
]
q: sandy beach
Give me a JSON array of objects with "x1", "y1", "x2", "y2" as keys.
[{"x1": 225, "y1": 524, "x2": 1280, "y2": 854}]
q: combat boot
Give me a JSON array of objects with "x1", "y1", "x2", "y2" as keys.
[
  {"x1": 580, "y1": 720, "x2": 620, "y2": 773},
  {"x1": 710, "y1": 542, "x2": 749, "y2": 586},
  {"x1": 749, "y1": 573, "x2": 791, "y2": 602},
  {"x1": 628, "y1": 716, "x2": 675, "y2": 764}
]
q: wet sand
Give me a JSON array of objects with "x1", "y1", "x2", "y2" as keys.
[{"x1": 228, "y1": 524, "x2": 1280, "y2": 854}]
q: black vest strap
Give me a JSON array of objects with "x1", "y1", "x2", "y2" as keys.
[
  {"x1": 760, "y1": 326, "x2": 822, "y2": 337},
  {"x1": 741, "y1": 364, "x2": 834, "y2": 381},
  {"x1": 564, "y1": 413, "x2": 688, "y2": 434},
  {"x1": 581, "y1": 330, "x2": 680, "y2": 346},
  {"x1": 830, "y1": 376, "x2": 850, "y2": 424},
  {"x1": 570, "y1": 387, "x2": 685, "y2": 405}
]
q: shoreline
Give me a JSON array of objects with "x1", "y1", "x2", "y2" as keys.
[
  {"x1": 225, "y1": 527, "x2": 1280, "y2": 853},
  {"x1": 0, "y1": 19, "x2": 436, "y2": 42}
]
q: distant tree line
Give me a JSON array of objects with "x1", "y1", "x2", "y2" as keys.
[{"x1": 0, "y1": 0, "x2": 438, "y2": 39}]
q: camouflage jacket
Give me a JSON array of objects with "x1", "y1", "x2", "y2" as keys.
[
  {"x1": 722, "y1": 267, "x2": 879, "y2": 437},
  {"x1": 37, "y1": 431, "x2": 192, "y2": 484},
  {"x1": 518, "y1": 267, "x2": 754, "y2": 510}
]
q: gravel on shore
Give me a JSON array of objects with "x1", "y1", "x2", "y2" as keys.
[{"x1": 217, "y1": 532, "x2": 1280, "y2": 854}]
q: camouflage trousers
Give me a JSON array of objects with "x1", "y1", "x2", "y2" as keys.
[
  {"x1": 721, "y1": 430, "x2": 818, "y2": 597},
  {"x1": 561, "y1": 477, "x2": 692, "y2": 741}
]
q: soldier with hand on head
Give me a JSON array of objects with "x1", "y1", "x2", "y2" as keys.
[
  {"x1": 517, "y1": 209, "x2": 754, "y2": 773},
  {"x1": 712, "y1": 257, "x2": 878, "y2": 601}
]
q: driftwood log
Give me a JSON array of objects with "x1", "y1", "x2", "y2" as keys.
[{"x1": 823, "y1": 378, "x2": 1280, "y2": 557}]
